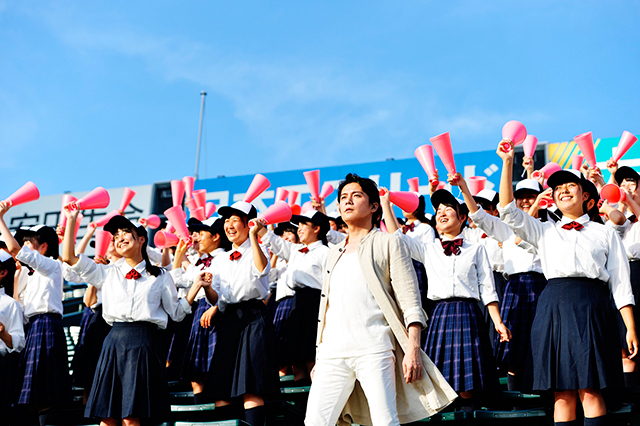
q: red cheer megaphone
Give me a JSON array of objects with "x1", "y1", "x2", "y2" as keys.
[
  {"x1": 571, "y1": 155, "x2": 584, "y2": 171},
  {"x1": 291, "y1": 204, "x2": 302, "y2": 215},
  {"x1": 532, "y1": 162, "x2": 562, "y2": 180},
  {"x1": 380, "y1": 188, "x2": 420, "y2": 213},
  {"x1": 613, "y1": 131, "x2": 638, "y2": 163},
  {"x1": 243, "y1": 174, "x2": 271, "y2": 203},
  {"x1": 407, "y1": 177, "x2": 420, "y2": 193},
  {"x1": 601, "y1": 184, "x2": 626, "y2": 204},
  {"x1": 139, "y1": 214, "x2": 161, "y2": 229},
  {"x1": 523, "y1": 135, "x2": 538, "y2": 158},
  {"x1": 320, "y1": 182, "x2": 334, "y2": 199},
  {"x1": 70, "y1": 187, "x2": 110, "y2": 211},
  {"x1": 414, "y1": 144, "x2": 437, "y2": 181},
  {"x1": 4, "y1": 181, "x2": 40, "y2": 208},
  {"x1": 275, "y1": 188, "x2": 289, "y2": 202},
  {"x1": 93, "y1": 210, "x2": 121, "y2": 228},
  {"x1": 468, "y1": 176, "x2": 487, "y2": 196},
  {"x1": 574, "y1": 131, "x2": 597, "y2": 168},
  {"x1": 193, "y1": 189, "x2": 207, "y2": 209},
  {"x1": 154, "y1": 231, "x2": 180, "y2": 249},
  {"x1": 171, "y1": 180, "x2": 185, "y2": 207},
  {"x1": 119, "y1": 187, "x2": 136, "y2": 214},
  {"x1": 429, "y1": 132, "x2": 456, "y2": 174},
  {"x1": 500, "y1": 120, "x2": 527, "y2": 152},
  {"x1": 94, "y1": 229, "x2": 113, "y2": 258},
  {"x1": 183, "y1": 176, "x2": 195, "y2": 200},
  {"x1": 164, "y1": 205, "x2": 191, "y2": 241},
  {"x1": 538, "y1": 198, "x2": 554, "y2": 209},
  {"x1": 303, "y1": 170, "x2": 320, "y2": 200},
  {"x1": 206, "y1": 202, "x2": 216, "y2": 218}
]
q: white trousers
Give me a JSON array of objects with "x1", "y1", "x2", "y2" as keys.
[{"x1": 305, "y1": 350, "x2": 399, "y2": 426}]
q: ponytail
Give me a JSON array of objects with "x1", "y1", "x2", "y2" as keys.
[{"x1": 140, "y1": 238, "x2": 162, "y2": 277}]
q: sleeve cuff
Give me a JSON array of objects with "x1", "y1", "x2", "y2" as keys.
[
  {"x1": 616, "y1": 297, "x2": 636, "y2": 310},
  {"x1": 403, "y1": 307, "x2": 427, "y2": 330},
  {"x1": 70, "y1": 254, "x2": 92, "y2": 274},
  {"x1": 178, "y1": 297, "x2": 192, "y2": 315},
  {"x1": 15, "y1": 245, "x2": 32, "y2": 263},
  {"x1": 497, "y1": 199, "x2": 517, "y2": 216}
]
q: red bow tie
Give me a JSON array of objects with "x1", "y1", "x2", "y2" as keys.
[
  {"x1": 561, "y1": 221, "x2": 584, "y2": 231},
  {"x1": 405, "y1": 222, "x2": 416, "y2": 232},
  {"x1": 481, "y1": 233, "x2": 488, "y2": 239},
  {"x1": 196, "y1": 255, "x2": 213, "y2": 267},
  {"x1": 125, "y1": 269, "x2": 142, "y2": 280},
  {"x1": 441, "y1": 239, "x2": 463, "y2": 256},
  {"x1": 229, "y1": 251, "x2": 242, "y2": 261},
  {"x1": 629, "y1": 215, "x2": 638, "y2": 224},
  {"x1": 299, "y1": 247, "x2": 309, "y2": 254}
]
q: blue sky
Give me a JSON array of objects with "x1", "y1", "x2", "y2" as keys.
[{"x1": 1, "y1": 1, "x2": 638, "y2": 196}]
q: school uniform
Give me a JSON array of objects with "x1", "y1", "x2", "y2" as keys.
[
  {"x1": 405, "y1": 222, "x2": 436, "y2": 320},
  {"x1": 69, "y1": 254, "x2": 192, "y2": 420},
  {"x1": 205, "y1": 238, "x2": 279, "y2": 401},
  {"x1": 499, "y1": 200, "x2": 633, "y2": 392},
  {"x1": 171, "y1": 248, "x2": 226, "y2": 381},
  {"x1": 469, "y1": 207, "x2": 547, "y2": 372},
  {"x1": 14, "y1": 245, "x2": 71, "y2": 407},
  {"x1": 0, "y1": 287, "x2": 26, "y2": 420},
  {"x1": 262, "y1": 230, "x2": 329, "y2": 365},
  {"x1": 269, "y1": 257, "x2": 295, "y2": 367},
  {"x1": 396, "y1": 230, "x2": 500, "y2": 393}
]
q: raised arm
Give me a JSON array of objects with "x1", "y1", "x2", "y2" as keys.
[
  {"x1": 497, "y1": 141, "x2": 515, "y2": 208},
  {"x1": 75, "y1": 222, "x2": 97, "y2": 255},
  {"x1": 449, "y1": 173, "x2": 478, "y2": 215},
  {"x1": 248, "y1": 221, "x2": 269, "y2": 274},
  {"x1": 0, "y1": 203, "x2": 21, "y2": 256},
  {"x1": 61, "y1": 206, "x2": 80, "y2": 266}
]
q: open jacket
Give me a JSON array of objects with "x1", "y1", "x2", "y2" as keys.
[{"x1": 316, "y1": 228, "x2": 457, "y2": 425}]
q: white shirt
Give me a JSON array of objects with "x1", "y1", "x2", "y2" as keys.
[
  {"x1": 499, "y1": 200, "x2": 634, "y2": 309},
  {"x1": 469, "y1": 207, "x2": 544, "y2": 276},
  {"x1": 405, "y1": 220, "x2": 436, "y2": 245},
  {"x1": 170, "y1": 248, "x2": 227, "y2": 301},
  {"x1": 327, "y1": 229, "x2": 347, "y2": 246},
  {"x1": 610, "y1": 219, "x2": 640, "y2": 261},
  {"x1": 70, "y1": 254, "x2": 192, "y2": 328},
  {"x1": 147, "y1": 246, "x2": 167, "y2": 267},
  {"x1": 211, "y1": 238, "x2": 270, "y2": 311},
  {"x1": 318, "y1": 252, "x2": 394, "y2": 358},
  {"x1": 269, "y1": 258, "x2": 295, "y2": 302},
  {"x1": 0, "y1": 288, "x2": 26, "y2": 356},
  {"x1": 261, "y1": 231, "x2": 329, "y2": 291},
  {"x1": 396, "y1": 230, "x2": 498, "y2": 306},
  {"x1": 15, "y1": 246, "x2": 64, "y2": 318},
  {"x1": 463, "y1": 225, "x2": 504, "y2": 273}
]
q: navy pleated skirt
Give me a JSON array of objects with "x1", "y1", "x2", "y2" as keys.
[
  {"x1": 273, "y1": 295, "x2": 294, "y2": 366},
  {"x1": 85, "y1": 322, "x2": 169, "y2": 420},
  {"x1": 181, "y1": 298, "x2": 217, "y2": 380},
  {"x1": 17, "y1": 313, "x2": 71, "y2": 406},
  {"x1": 616, "y1": 260, "x2": 640, "y2": 350},
  {"x1": 525, "y1": 278, "x2": 623, "y2": 392},
  {"x1": 287, "y1": 286, "x2": 321, "y2": 364},
  {"x1": 494, "y1": 272, "x2": 546, "y2": 371},
  {"x1": 425, "y1": 298, "x2": 499, "y2": 393},
  {"x1": 72, "y1": 305, "x2": 111, "y2": 389},
  {"x1": 206, "y1": 300, "x2": 280, "y2": 401},
  {"x1": 0, "y1": 351, "x2": 20, "y2": 417}
]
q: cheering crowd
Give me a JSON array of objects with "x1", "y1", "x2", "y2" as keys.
[{"x1": 0, "y1": 134, "x2": 639, "y2": 426}]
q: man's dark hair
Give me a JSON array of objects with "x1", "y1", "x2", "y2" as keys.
[{"x1": 337, "y1": 173, "x2": 382, "y2": 228}]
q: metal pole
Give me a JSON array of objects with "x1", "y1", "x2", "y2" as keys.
[{"x1": 194, "y1": 91, "x2": 207, "y2": 180}]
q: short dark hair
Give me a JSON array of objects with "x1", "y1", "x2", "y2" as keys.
[
  {"x1": 337, "y1": 173, "x2": 382, "y2": 228},
  {"x1": 23, "y1": 227, "x2": 59, "y2": 259},
  {"x1": 0, "y1": 254, "x2": 16, "y2": 296},
  {"x1": 436, "y1": 201, "x2": 467, "y2": 236}
]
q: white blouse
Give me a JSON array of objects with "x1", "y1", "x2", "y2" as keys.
[
  {"x1": 0, "y1": 289, "x2": 26, "y2": 356},
  {"x1": 499, "y1": 200, "x2": 634, "y2": 309},
  {"x1": 269, "y1": 258, "x2": 295, "y2": 302},
  {"x1": 463, "y1": 225, "x2": 504, "y2": 273},
  {"x1": 405, "y1": 221, "x2": 436, "y2": 245},
  {"x1": 395, "y1": 230, "x2": 498, "y2": 306},
  {"x1": 210, "y1": 238, "x2": 270, "y2": 311},
  {"x1": 170, "y1": 248, "x2": 226, "y2": 301},
  {"x1": 261, "y1": 231, "x2": 329, "y2": 291},
  {"x1": 469, "y1": 207, "x2": 544, "y2": 276},
  {"x1": 70, "y1": 254, "x2": 192, "y2": 328},
  {"x1": 15, "y1": 246, "x2": 64, "y2": 318}
]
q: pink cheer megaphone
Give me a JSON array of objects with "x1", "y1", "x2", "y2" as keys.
[
  {"x1": 414, "y1": 144, "x2": 437, "y2": 181},
  {"x1": 94, "y1": 229, "x2": 113, "y2": 258},
  {"x1": 523, "y1": 135, "x2": 538, "y2": 158},
  {"x1": 532, "y1": 162, "x2": 562, "y2": 180},
  {"x1": 538, "y1": 198, "x2": 554, "y2": 209},
  {"x1": 574, "y1": 131, "x2": 597, "y2": 168},
  {"x1": 301, "y1": 201, "x2": 313, "y2": 213},
  {"x1": 613, "y1": 131, "x2": 638, "y2": 162},
  {"x1": 139, "y1": 214, "x2": 161, "y2": 229},
  {"x1": 190, "y1": 207, "x2": 207, "y2": 221},
  {"x1": 70, "y1": 187, "x2": 110, "y2": 211},
  {"x1": 320, "y1": 182, "x2": 334, "y2": 199},
  {"x1": 59, "y1": 194, "x2": 78, "y2": 229},
  {"x1": 257, "y1": 201, "x2": 293, "y2": 226},
  {"x1": 429, "y1": 132, "x2": 456, "y2": 174},
  {"x1": 4, "y1": 181, "x2": 40, "y2": 208},
  {"x1": 193, "y1": 189, "x2": 207, "y2": 209},
  {"x1": 154, "y1": 231, "x2": 180, "y2": 249},
  {"x1": 73, "y1": 214, "x2": 83, "y2": 244},
  {"x1": 571, "y1": 154, "x2": 584, "y2": 170},
  {"x1": 468, "y1": 176, "x2": 487, "y2": 196},
  {"x1": 288, "y1": 191, "x2": 300, "y2": 206},
  {"x1": 275, "y1": 188, "x2": 289, "y2": 202},
  {"x1": 380, "y1": 188, "x2": 420, "y2": 213},
  {"x1": 206, "y1": 202, "x2": 216, "y2": 218},
  {"x1": 380, "y1": 220, "x2": 388, "y2": 233},
  {"x1": 171, "y1": 180, "x2": 185, "y2": 207},
  {"x1": 165, "y1": 221, "x2": 175, "y2": 234},
  {"x1": 291, "y1": 204, "x2": 302, "y2": 215},
  {"x1": 243, "y1": 174, "x2": 271, "y2": 203},
  {"x1": 303, "y1": 170, "x2": 320, "y2": 200},
  {"x1": 436, "y1": 181, "x2": 447, "y2": 190},
  {"x1": 407, "y1": 177, "x2": 420, "y2": 193},
  {"x1": 500, "y1": 120, "x2": 527, "y2": 152},
  {"x1": 119, "y1": 187, "x2": 136, "y2": 213},
  {"x1": 600, "y1": 184, "x2": 626, "y2": 204},
  {"x1": 183, "y1": 176, "x2": 195, "y2": 200},
  {"x1": 93, "y1": 210, "x2": 121, "y2": 228},
  {"x1": 164, "y1": 206, "x2": 191, "y2": 240},
  {"x1": 185, "y1": 198, "x2": 197, "y2": 212}
]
